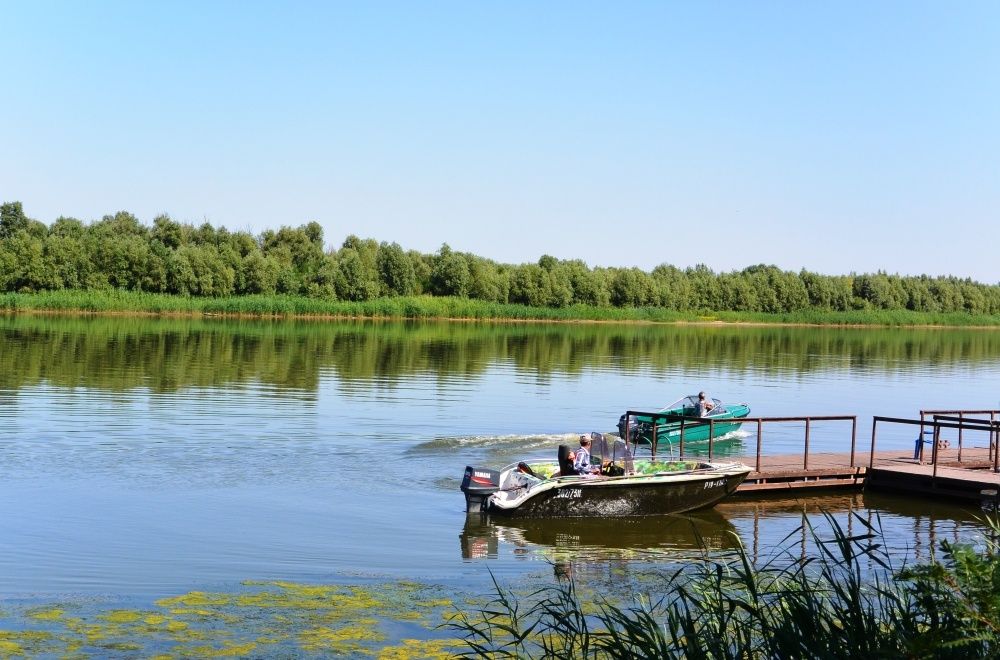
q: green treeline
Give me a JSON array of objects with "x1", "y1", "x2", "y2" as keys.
[{"x1": 2, "y1": 200, "x2": 1000, "y2": 315}]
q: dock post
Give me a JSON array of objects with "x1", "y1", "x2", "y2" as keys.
[
  {"x1": 869, "y1": 419, "x2": 878, "y2": 470},
  {"x1": 993, "y1": 412, "x2": 997, "y2": 467},
  {"x1": 708, "y1": 419, "x2": 714, "y2": 461},
  {"x1": 958, "y1": 411, "x2": 964, "y2": 463},
  {"x1": 989, "y1": 420, "x2": 997, "y2": 472},
  {"x1": 849, "y1": 416, "x2": 857, "y2": 468},
  {"x1": 804, "y1": 418, "x2": 811, "y2": 470},
  {"x1": 932, "y1": 423, "x2": 940, "y2": 484},
  {"x1": 918, "y1": 411, "x2": 926, "y2": 464},
  {"x1": 755, "y1": 421, "x2": 763, "y2": 472}
]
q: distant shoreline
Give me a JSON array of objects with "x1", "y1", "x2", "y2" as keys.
[{"x1": 3, "y1": 290, "x2": 1000, "y2": 328}]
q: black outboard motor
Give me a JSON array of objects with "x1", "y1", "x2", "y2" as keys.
[
  {"x1": 460, "y1": 466, "x2": 500, "y2": 513},
  {"x1": 619, "y1": 414, "x2": 643, "y2": 438}
]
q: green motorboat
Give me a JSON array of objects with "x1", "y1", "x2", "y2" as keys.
[{"x1": 618, "y1": 395, "x2": 751, "y2": 446}]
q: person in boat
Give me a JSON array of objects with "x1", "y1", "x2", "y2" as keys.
[
  {"x1": 516, "y1": 461, "x2": 543, "y2": 483},
  {"x1": 511, "y1": 461, "x2": 542, "y2": 489},
  {"x1": 697, "y1": 391, "x2": 715, "y2": 417},
  {"x1": 558, "y1": 444, "x2": 579, "y2": 476},
  {"x1": 517, "y1": 461, "x2": 538, "y2": 478},
  {"x1": 573, "y1": 435, "x2": 601, "y2": 475}
]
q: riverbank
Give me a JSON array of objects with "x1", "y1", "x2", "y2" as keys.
[{"x1": 3, "y1": 289, "x2": 1000, "y2": 327}]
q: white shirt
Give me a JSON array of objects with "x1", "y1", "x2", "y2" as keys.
[{"x1": 573, "y1": 446, "x2": 594, "y2": 473}]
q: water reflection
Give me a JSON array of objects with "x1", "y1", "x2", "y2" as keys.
[
  {"x1": 718, "y1": 493, "x2": 986, "y2": 564},
  {"x1": 462, "y1": 492, "x2": 989, "y2": 575},
  {"x1": 461, "y1": 510, "x2": 740, "y2": 561},
  {"x1": 3, "y1": 314, "x2": 1000, "y2": 599},
  {"x1": 461, "y1": 510, "x2": 744, "y2": 586},
  {"x1": 4, "y1": 315, "x2": 1000, "y2": 393},
  {"x1": 863, "y1": 491, "x2": 988, "y2": 562}
]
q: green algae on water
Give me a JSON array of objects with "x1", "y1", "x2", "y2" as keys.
[{"x1": 0, "y1": 581, "x2": 465, "y2": 658}]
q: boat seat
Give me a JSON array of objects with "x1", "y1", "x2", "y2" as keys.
[{"x1": 557, "y1": 444, "x2": 578, "y2": 476}]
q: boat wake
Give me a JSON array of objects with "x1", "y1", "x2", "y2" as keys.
[
  {"x1": 411, "y1": 433, "x2": 588, "y2": 456},
  {"x1": 416, "y1": 427, "x2": 751, "y2": 457},
  {"x1": 705, "y1": 429, "x2": 750, "y2": 442}
]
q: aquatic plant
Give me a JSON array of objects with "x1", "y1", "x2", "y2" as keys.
[
  {"x1": 4, "y1": 289, "x2": 1000, "y2": 326},
  {"x1": 0, "y1": 581, "x2": 464, "y2": 658},
  {"x1": 2, "y1": 518, "x2": 998, "y2": 657},
  {"x1": 447, "y1": 513, "x2": 1000, "y2": 658}
]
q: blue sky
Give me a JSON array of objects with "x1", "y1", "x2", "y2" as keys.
[{"x1": 3, "y1": 1, "x2": 999, "y2": 281}]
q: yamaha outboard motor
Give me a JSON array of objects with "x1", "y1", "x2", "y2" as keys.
[{"x1": 460, "y1": 466, "x2": 500, "y2": 513}]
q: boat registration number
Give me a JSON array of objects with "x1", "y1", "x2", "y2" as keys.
[
  {"x1": 554, "y1": 488, "x2": 582, "y2": 499},
  {"x1": 703, "y1": 479, "x2": 726, "y2": 489}
]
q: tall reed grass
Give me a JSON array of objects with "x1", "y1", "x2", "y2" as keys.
[
  {"x1": 3, "y1": 290, "x2": 1000, "y2": 326},
  {"x1": 447, "y1": 513, "x2": 1000, "y2": 658}
]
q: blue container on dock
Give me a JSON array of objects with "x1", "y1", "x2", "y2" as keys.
[{"x1": 913, "y1": 429, "x2": 935, "y2": 459}]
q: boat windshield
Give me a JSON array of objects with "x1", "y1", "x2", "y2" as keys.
[
  {"x1": 660, "y1": 395, "x2": 699, "y2": 411},
  {"x1": 660, "y1": 395, "x2": 724, "y2": 416}
]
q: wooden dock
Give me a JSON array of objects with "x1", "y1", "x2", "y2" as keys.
[
  {"x1": 734, "y1": 451, "x2": 869, "y2": 494},
  {"x1": 866, "y1": 446, "x2": 1000, "y2": 503},
  {"x1": 626, "y1": 408, "x2": 1000, "y2": 503},
  {"x1": 733, "y1": 447, "x2": 1000, "y2": 503}
]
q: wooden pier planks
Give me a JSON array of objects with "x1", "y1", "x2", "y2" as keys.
[
  {"x1": 867, "y1": 448, "x2": 1000, "y2": 502},
  {"x1": 731, "y1": 447, "x2": 1000, "y2": 502},
  {"x1": 733, "y1": 450, "x2": 871, "y2": 494}
]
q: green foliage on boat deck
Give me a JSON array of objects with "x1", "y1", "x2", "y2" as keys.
[
  {"x1": 447, "y1": 513, "x2": 1000, "y2": 658},
  {"x1": 4, "y1": 201, "x2": 1000, "y2": 323},
  {"x1": 631, "y1": 461, "x2": 697, "y2": 474}
]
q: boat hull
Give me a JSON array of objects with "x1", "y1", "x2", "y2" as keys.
[
  {"x1": 647, "y1": 419, "x2": 745, "y2": 444},
  {"x1": 484, "y1": 465, "x2": 749, "y2": 518}
]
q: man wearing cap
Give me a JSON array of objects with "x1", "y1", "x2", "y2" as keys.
[{"x1": 573, "y1": 435, "x2": 600, "y2": 474}]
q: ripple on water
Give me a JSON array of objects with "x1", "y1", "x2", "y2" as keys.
[{"x1": 4, "y1": 318, "x2": 1000, "y2": 601}]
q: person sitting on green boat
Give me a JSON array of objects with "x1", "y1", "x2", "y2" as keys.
[{"x1": 697, "y1": 391, "x2": 715, "y2": 417}]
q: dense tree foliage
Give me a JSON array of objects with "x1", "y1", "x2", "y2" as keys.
[{"x1": 3, "y1": 201, "x2": 1000, "y2": 314}]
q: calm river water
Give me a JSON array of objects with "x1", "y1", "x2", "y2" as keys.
[{"x1": 1, "y1": 315, "x2": 998, "y2": 652}]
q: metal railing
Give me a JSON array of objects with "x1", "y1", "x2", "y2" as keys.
[
  {"x1": 621, "y1": 411, "x2": 857, "y2": 472},
  {"x1": 932, "y1": 414, "x2": 1000, "y2": 473},
  {"x1": 870, "y1": 415, "x2": 1000, "y2": 481},
  {"x1": 917, "y1": 409, "x2": 1000, "y2": 464}
]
